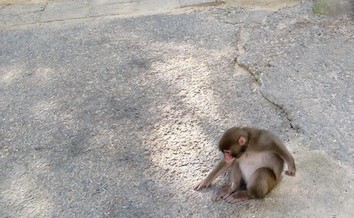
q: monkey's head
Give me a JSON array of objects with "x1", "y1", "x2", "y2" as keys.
[{"x1": 218, "y1": 127, "x2": 249, "y2": 159}]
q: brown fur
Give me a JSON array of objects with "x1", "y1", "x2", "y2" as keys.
[{"x1": 194, "y1": 127, "x2": 296, "y2": 202}]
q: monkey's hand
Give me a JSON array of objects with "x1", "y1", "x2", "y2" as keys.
[
  {"x1": 194, "y1": 180, "x2": 211, "y2": 191},
  {"x1": 285, "y1": 167, "x2": 296, "y2": 176}
]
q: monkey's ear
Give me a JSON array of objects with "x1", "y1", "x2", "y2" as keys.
[{"x1": 238, "y1": 136, "x2": 247, "y2": 145}]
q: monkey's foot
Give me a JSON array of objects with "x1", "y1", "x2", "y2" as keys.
[
  {"x1": 225, "y1": 191, "x2": 251, "y2": 203},
  {"x1": 213, "y1": 186, "x2": 234, "y2": 202},
  {"x1": 285, "y1": 169, "x2": 296, "y2": 176}
]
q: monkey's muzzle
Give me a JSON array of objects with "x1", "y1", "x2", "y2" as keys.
[{"x1": 223, "y1": 151, "x2": 235, "y2": 162}]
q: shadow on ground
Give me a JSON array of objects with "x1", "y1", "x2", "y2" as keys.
[{"x1": 0, "y1": 10, "x2": 291, "y2": 216}]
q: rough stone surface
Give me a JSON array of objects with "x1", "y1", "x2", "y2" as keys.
[
  {"x1": 233, "y1": 2, "x2": 354, "y2": 165},
  {"x1": 1, "y1": 0, "x2": 354, "y2": 217},
  {"x1": 313, "y1": 0, "x2": 354, "y2": 16},
  {"x1": 0, "y1": 0, "x2": 218, "y2": 26}
]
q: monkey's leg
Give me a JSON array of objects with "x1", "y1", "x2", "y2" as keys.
[
  {"x1": 273, "y1": 139, "x2": 296, "y2": 176},
  {"x1": 225, "y1": 167, "x2": 277, "y2": 203},
  {"x1": 213, "y1": 162, "x2": 242, "y2": 202}
]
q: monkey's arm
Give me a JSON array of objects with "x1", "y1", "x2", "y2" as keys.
[
  {"x1": 229, "y1": 162, "x2": 242, "y2": 190},
  {"x1": 194, "y1": 159, "x2": 234, "y2": 191},
  {"x1": 213, "y1": 162, "x2": 242, "y2": 201},
  {"x1": 273, "y1": 141, "x2": 296, "y2": 176}
]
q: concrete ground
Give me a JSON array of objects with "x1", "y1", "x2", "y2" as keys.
[{"x1": 0, "y1": 0, "x2": 353, "y2": 217}]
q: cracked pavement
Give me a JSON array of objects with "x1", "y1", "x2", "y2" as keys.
[{"x1": 1, "y1": 0, "x2": 354, "y2": 217}]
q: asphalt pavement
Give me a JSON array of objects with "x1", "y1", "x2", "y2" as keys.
[{"x1": 1, "y1": 0, "x2": 353, "y2": 217}]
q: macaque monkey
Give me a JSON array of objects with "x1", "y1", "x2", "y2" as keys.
[{"x1": 194, "y1": 127, "x2": 296, "y2": 203}]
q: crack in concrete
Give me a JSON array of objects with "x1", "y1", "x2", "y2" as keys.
[
  {"x1": 40, "y1": 2, "x2": 47, "y2": 12},
  {"x1": 236, "y1": 59, "x2": 261, "y2": 84},
  {"x1": 226, "y1": 13, "x2": 301, "y2": 132},
  {"x1": 235, "y1": 56, "x2": 300, "y2": 132},
  {"x1": 233, "y1": 25, "x2": 300, "y2": 132},
  {"x1": 28, "y1": 2, "x2": 47, "y2": 13}
]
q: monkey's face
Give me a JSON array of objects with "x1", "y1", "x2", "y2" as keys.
[
  {"x1": 220, "y1": 143, "x2": 247, "y2": 159},
  {"x1": 219, "y1": 135, "x2": 248, "y2": 159},
  {"x1": 230, "y1": 144, "x2": 247, "y2": 158}
]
